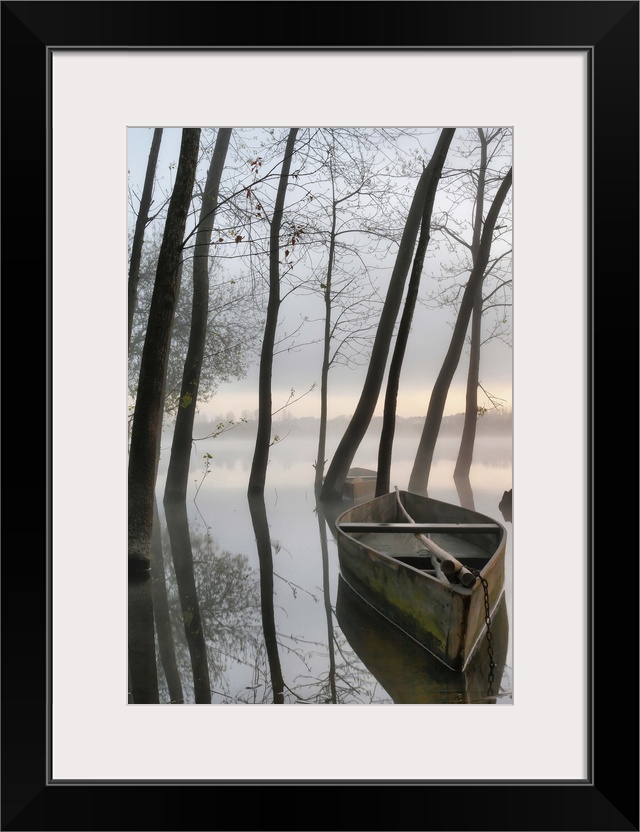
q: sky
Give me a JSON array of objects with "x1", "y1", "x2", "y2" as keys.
[{"x1": 127, "y1": 127, "x2": 513, "y2": 422}]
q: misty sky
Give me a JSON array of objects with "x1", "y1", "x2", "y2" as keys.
[{"x1": 128, "y1": 127, "x2": 513, "y2": 421}]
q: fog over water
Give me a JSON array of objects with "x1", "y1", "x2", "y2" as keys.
[{"x1": 151, "y1": 418, "x2": 513, "y2": 705}]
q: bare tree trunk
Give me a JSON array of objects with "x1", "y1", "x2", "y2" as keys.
[
  {"x1": 128, "y1": 127, "x2": 200, "y2": 573},
  {"x1": 164, "y1": 128, "x2": 232, "y2": 505},
  {"x1": 160, "y1": 130, "x2": 231, "y2": 704},
  {"x1": 454, "y1": 472, "x2": 476, "y2": 511},
  {"x1": 454, "y1": 129, "x2": 488, "y2": 483},
  {"x1": 128, "y1": 128, "x2": 163, "y2": 345},
  {"x1": 408, "y1": 168, "x2": 512, "y2": 493},
  {"x1": 376, "y1": 128, "x2": 455, "y2": 496},
  {"x1": 453, "y1": 291, "x2": 483, "y2": 482},
  {"x1": 248, "y1": 128, "x2": 298, "y2": 496},
  {"x1": 320, "y1": 150, "x2": 445, "y2": 502},
  {"x1": 314, "y1": 195, "x2": 338, "y2": 496}
]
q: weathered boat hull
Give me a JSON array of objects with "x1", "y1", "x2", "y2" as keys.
[
  {"x1": 335, "y1": 490, "x2": 507, "y2": 672},
  {"x1": 336, "y1": 575, "x2": 510, "y2": 703}
]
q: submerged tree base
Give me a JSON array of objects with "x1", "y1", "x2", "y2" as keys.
[
  {"x1": 318, "y1": 484, "x2": 343, "y2": 503},
  {"x1": 128, "y1": 555, "x2": 151, "y2": 574}
]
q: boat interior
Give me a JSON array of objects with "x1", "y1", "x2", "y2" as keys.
[{"x1": 356, "y1": 530, "x2": 495, "y2": 579}]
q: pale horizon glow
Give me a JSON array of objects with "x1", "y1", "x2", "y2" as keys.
[{"x1": 195, "y1": 380, "x2": 514, "y2": 422}]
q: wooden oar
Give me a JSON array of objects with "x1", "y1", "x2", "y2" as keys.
[{"x1": 395, "y1": 488, "x2": 477, "y2": 588}]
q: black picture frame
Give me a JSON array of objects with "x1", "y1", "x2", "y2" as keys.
[{"x1": 3, "y1": 2, "x2": 638, "y2": 830}]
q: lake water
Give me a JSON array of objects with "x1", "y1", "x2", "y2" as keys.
[{"x1": 136, "y1": 421, "x2": 513, "y2": 705}]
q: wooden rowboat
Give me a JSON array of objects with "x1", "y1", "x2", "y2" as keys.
[{"x1": 335, "y1": 489, "x2": 507, "y2": 672}]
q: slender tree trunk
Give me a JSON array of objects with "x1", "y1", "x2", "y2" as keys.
[
  {"x1": 376, "y1": 128, "x2": 455, "y2": 496},
  {"x1": 454, "y1": 472, "x2": 476, "y2": 511},
  {"x1": 454, "y1": 129, "x2": 488, "y2": 483},
  {"x1": 164, "y1": 128, "x2": 232, "y2": 504},
  {"x1": 314, "y1": 197, "x2": 338, "y2": 496},
  {"x1": 128, "y1": 128, "x2": 163, "y2": 345},
  {"x1": 453, "y1": 291, "x2": 483, "y2": 482},
  {"x1": 320, "y1": 149, "x2": 446, "y2": 502},
  {"x1": 160, "y1": 130, "x2": 231, "y2": 705},
  {"x1": 408, "y1": 168, "x2": 512, "y2": 493},
  {"x1": 128, "y1": 128, "x2": 200, "y2": 572},
  {"x1": 248, "y1": 128, "x2": 298, "y2": 496}
]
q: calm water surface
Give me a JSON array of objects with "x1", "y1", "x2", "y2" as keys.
[{"x1": 138, "y1": 424, "x2": 513, "y2": 705}]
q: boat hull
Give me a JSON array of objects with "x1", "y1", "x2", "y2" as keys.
[
  {"x1": 335, "y1": 490, "x2": 506, "y2": 672},
  {"x1": 336, "y1": 575, "x2": 510, "y2": 703}
]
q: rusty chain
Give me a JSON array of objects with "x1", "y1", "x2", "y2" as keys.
[{"x1": 470, "y1": 568, "x2": 496, "y2": 697}]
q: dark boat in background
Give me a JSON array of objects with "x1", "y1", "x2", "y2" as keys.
[{"x1": 343, "y1": 467, "x2": 378, "y2": 501}]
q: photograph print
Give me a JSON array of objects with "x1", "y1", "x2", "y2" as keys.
[{"x1": 127, "y1": 126, "x2": 513, "y2": 705}]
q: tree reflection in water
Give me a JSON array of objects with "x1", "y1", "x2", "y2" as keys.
[
  {"x1": 130, "y1": 473, "x2": 511, "y2": 704},
  {"x1": 164, "y1": 499, "x2": 211, "y2": 703},
  {"x1": 247, "y1": 494, "x2": 285, "y2": 703},
  {"x1": 150, "y1": 498, "x2": 183, "y2": 703},
  {"x1": 147, "y1": 498, "x2": 398, "y2": 704},
  {"x1": 313, "y1": 499, "x2": 337, "y2": 703},
  {"x1": 157, "y1": 515, "x2": 263, "y2": 704},
  {"x1": 128, "y1": 570, "x2": 159, "y2": 704},
  {"x1": 335, "y1": 575, "x2": 510, "y2": 704}
]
